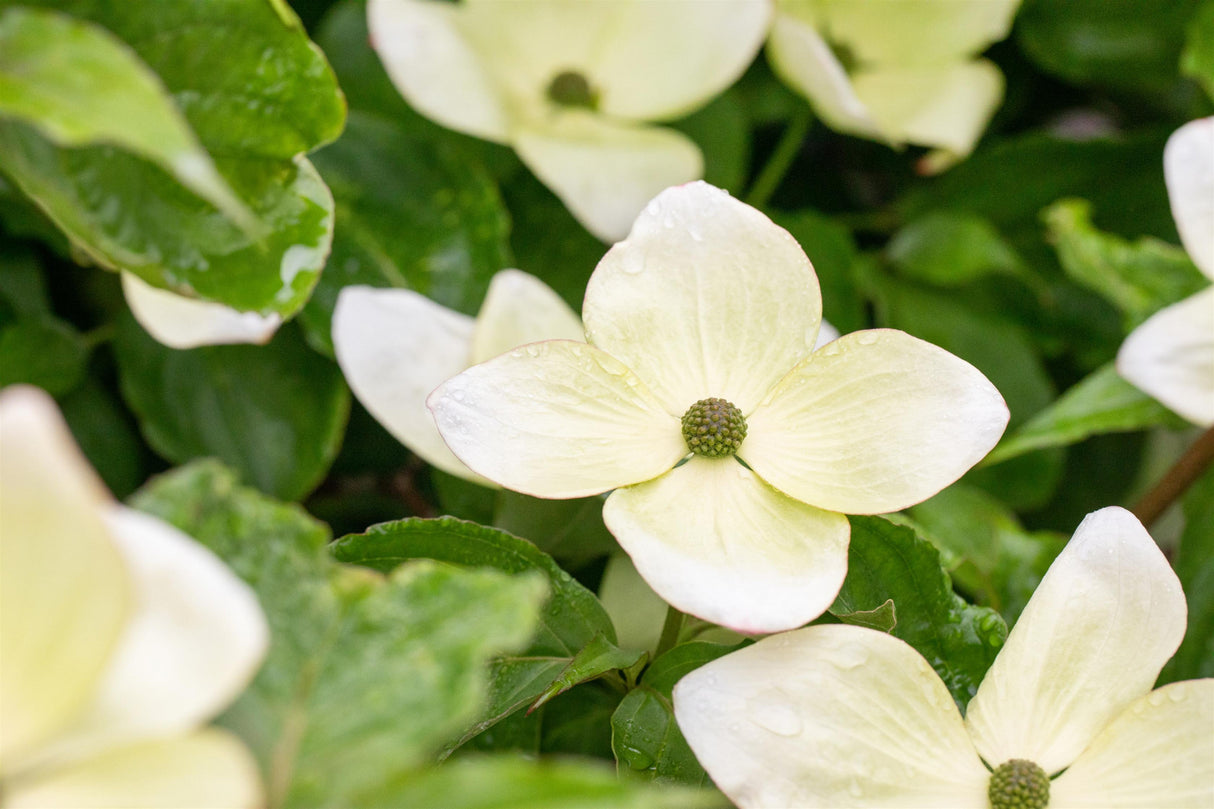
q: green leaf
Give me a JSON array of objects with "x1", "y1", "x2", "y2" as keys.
[
  {"x1": 886, "y1": 211, "x2": 1025, "y2": 287},
  {"x1": 832, "y1": 516, "x2": 1008, "y2": 707},
  {"x1": 530, "y1": 634, "x2": 645, "y2": 712},
  {"x1": 984, "y1": 362, "x2": 1186, "y2": 465},
  {"x1": 0, "y1": 123, "x2": 335, "y2": 317},
  {"x1": 772, "y1": 209, "x2": 865, "y2": 334},
  {"x1": 1044, "y1": 198, "x2": 1208, "y2": 330},
  {"x1": 611, "y1": 687, "x2": 707, "y2": 787},
  {"x1": 114, "y1": 317, "x2": 349, "y2": 501},
  {"x1": 830, "y1": 599, "x2": 897, "y2": 633},
  {"x1": 493, "y1": 491, "x2": 619, "y2": 567},
  {"x1": 639, "y1": 642, "x2": 741, "y2": 699},
  {"x1": 301, "y1": 110, "x2": 512, "y2": 353},
  {"x1": 332, "y1": 517, "x2": 623, "y2": 747},
  {"x1": 1182, "y1": 0, "x2": 1214, "y2": 103},
  {"x1": 670, "y1": 88, "x2": 751, "y2": 196},
  {"x1": 374, "y1": 755, "x2": 722, "y2": 809},
  {"x1": 0, "y1": 316, "x2": 89, "y2": 395},
  {"x1": 1016, "y1": 0, "x2": 1200, "y2": 95},
  {"x1": 1161, "y1": 464, "x2": 1214, "y2": 683},
  {"x1": 0, "y1": 7, "x2": 252, "y2": 230},
  {"x1": 129, "y1": 461, "x2": 548, "y2": 809},
  {"x1": 58, "y1": 379, "x2": 149, "y2": 499},
  {"x1": 907, "y1": 486, "x2": 1067, "y2": 624}
]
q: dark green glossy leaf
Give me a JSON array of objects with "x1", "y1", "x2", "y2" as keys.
[
  {"x1": 1161, "y1": 463, "x2": 1214, "y2": 683},
  {"x1": 301, "y1": 110, "x2": 512, "y2": 353},
  {"x1": 830, "y1": 599, "x2": 897, "y2": 633},
  {"x1": 494, "y1": 491, "x2": 618, "y2": 567},
  {"x1": 985, "y1": 362, "x2": 1186, "y2": 465},
  {"x1": 611, "y1": 687, "x2": 707, "y2": 787},
  {"x1": 640, "y1": 642, "x2": 742, "y2": 699},
  {"x1": 773, "y1": 209, "x2": 865, "y2": 334},
  {"x1": 530, "y1": 633, "x2": 644, "y2": 712},
  {"x1": 129, "y1": 461, "x2": 547, "y2": 809},
  {"x1": 832, "y1": 516, "x2": 1008, "y2": 707},
  {"x1": 114, "y1": 316, "x2": 349, "y2": 501},
  {"x1": 58, "y1": 379, "x2": 149, "y2": 499},
  {"x1": 886, "y1": 211, "x2": 1025, "y2": 287},
  {"x1": 0, "y1": 316, "x2": 88, "y2": 395}
]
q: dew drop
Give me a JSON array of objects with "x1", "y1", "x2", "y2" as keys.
[
  {"x1": 1168, "y1": 686, "x2": 1187, "y2": 703},
  {"x1": 749, "y1": 694, "x2": 802, "y2": 737},
  {"x1": 823, "y1": 643, "x2": 868, "y2": 670},
  {"x1": 1147, "y1": 691, "x2": 1166, "y2": 707},
  {"x1": 854, "y1": 331, "x2": 879, "y2": 346}
]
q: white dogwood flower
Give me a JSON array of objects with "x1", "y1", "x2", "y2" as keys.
[
  {"x1": 333, "y1": 270, "x2": 583, "y2": 484},
  {"x1": 674, "y1": 506, "x2": 1213, "y2": 809},
  {"x1": 0, "y1": 385, "x2": 268, "y2": 808},
  {"x1": 1117, "y1": 117, "x2": 1214, "y2": 427},
  {"x1": 429, "y1": 182, "x2": 1008, "y2": 633},
  {"x1": 366, "y1": 0, "x2": 770, "y2": 241},
  {"x1": 768, "y1": 0, "x2": 1020, "y2": 172},
  {"x1": 121, "y1": 273, "x2": 281, "y2": 350}
]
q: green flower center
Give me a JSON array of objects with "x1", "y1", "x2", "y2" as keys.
[
  {"x1": 988, "y1": 759, "x2": 1050, "y2": 809},
  {"x1": 546, "y1": 70, "x2": 599, "y2": 109},
  {"x1": 681, "y1": 398, "x2": 747, "y2": 458}
]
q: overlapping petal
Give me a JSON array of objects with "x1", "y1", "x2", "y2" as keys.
[
  {"x1": 964, "y1": 507, "x2": 1187, "y2": 776},
  {"x1": 122, "y1": 273, "x2": 281, "y2": 349},
  {"x1": 584, "y1": 182, "x2": 822, "y2": 414},
  {"x1": 333, "y1": 286, "x2": 482, "y2": 481},
  {"x1": 744, "y1": 329, "x2": 1008, "y2": 515},
  {"x1": 1049, "y1": 680, "x2": 1214, "y2": 808},
  {"x1": 1164, "y1": 117, "x2": 1214, "y2": 277},
  {"x1": 367, "y1": 0, "x2": 509, "y2": 142},
  {"x1": 514, "y1": 114, "x2": 702, "y2": 242},
  {"x1": 672, "y1": 624, "x2": 990, "y2": 808},
  {"x1": 0, "y1": 387, "x2": 130, "y2": 769},
  {"x1": 1116, "y1": 287, "x2": 1214, "y2": 427},
  {"x1": 604, "y1": 459, "x2": 849, "y2": 634},
  {"x1": 428, "y1": 340, "x2": 685, "y2": 498},
  {"x1": 468, "y1": 269, "x2": 584, "y2": 365},
  {"x1": 31, "y1": 507, "x2": 268, "y2": 768},
  {"x1": 5, "y1": 729, "x2": 263, "y2": 809}
]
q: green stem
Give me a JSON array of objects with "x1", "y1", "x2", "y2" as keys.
[
  {"x1": 81, "y1": 323, "x2": 114, "y2": 350},
  {"x1": 1132, "y1": 426, "x2": 1214, "y2": 527},
  {"x1": 654, "y1": 604, "x2": 685, "y2": 658},
  {"x1": 745, "y1": 104, "x2": 812, "y2": 209}
]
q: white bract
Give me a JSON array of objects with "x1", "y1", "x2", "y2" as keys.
[
  {"x1": 121, "y1": 272, "x2": 281, "y2": 350},
  {"x1": 333, "y1": 269, "x2": 583, "y2": 484},
  {"x1": 673, "y1": 506, "x2": 1214, "y2": 809},
  {"x1": 429, "y1": 182, "x2": 1008, "y2": 633},
  {"x1": 1116, "y1": 117, "x2": 1214, "y2": 427},
  {"x1": 366, "y1": 0, "x2": 770, "y2": 242},
  {"x1": 0, "y1": 386, "x2": 268, "y2": 808},
  {"x1": 768, "y1": 0, "x2": 1020, "y2": 172}
]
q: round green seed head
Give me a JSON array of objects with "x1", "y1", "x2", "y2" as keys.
[
  {"x1": 681, "y1": 398, "x2": 747, "y2": 458},
  {"x1": 988, "y1": 759, "x2": 1050, "y2": 809},
  {"x1": 547, "y1": 70, "x2": 599, "y2": 109}
]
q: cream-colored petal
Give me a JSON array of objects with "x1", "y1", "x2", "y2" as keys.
[
  {"x1": 0, "y1": 386, "x2": 130, "y2": 771},
  {"x1": 744, "y1": 329, "x2": 1008, "y2": 515},
  {"x1": 965, "y1": 507, "x2": 1188, "y2": 776},
  {"x1": 1164, "y1": 117, "x2": 1214, "y2": 279},
  {"x1": 767, "y1": 11, "x2": 883, "y2": 140},
  {"x1": 460, "y1": 0, "x2": 768, "y2": 122},
  {"x1": 513, "y1": 113, "x2": 702, "y2": 242},
  {"x1": 367, "y1": 0, "x2": 509, "y2": 142},
  {"x1": 468, "y1": 269, "x2": 584, "y2": 365},
  {"x1": 6, "y1": 728, "x2": 263, "y2": 809},
  {"x1": 121, "y1": 273, "x2": 281, "y2": 350},
  {"x1": 583, "y1": 182, "x2": 821, "y2": 415},
  {"x1": 813, "y1": 0, "x2": 1020, "y2": 66},
  {"x1": 428, "y1": 340, "x2": 685, "y2": 499},
  {"x1": 850, "y1": 60, "x2": 1004, "y2": 158},
  {"x1": 30, "y1": 507, "x2": 268, "y2": 769},
  {"x1": 1116, "y1": 287, "x2": 1214, "y2": 427},
  {"x1": 603, "y1": 458, "x2": 849, "y2": 634},
  {"x1": 672, "y1": 624, "x2": 991, "y2": 808},
  {"x1": 1049, "y1": 680, "x2": 1214, "y2": 809},
  {"x1": 332, "y1": 285, "x2": 490, "y2": 483}
]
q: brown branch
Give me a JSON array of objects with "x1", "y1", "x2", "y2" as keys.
[{"x1": 1132, "y1": 426, "x2": 1214, "y2": 527}]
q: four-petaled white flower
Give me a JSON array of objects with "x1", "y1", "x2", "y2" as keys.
[
  {"x1": 0, "y1": 386, "x2": 268, "y2": 808},
  {"x1": 333, "y1": 269, "x2": 584, "y2": 484},
  {"x1": 428, "y1": 181, "x2": 1008, "y2": 633},
  {"x1": 674, "y1": 506, "x2": 1214, "y2": 808},
  {"x1": 1116, "y1": 117, "x2": 1214, "y2": 427},
  {"x1": 768, "y1": 0, "x2": 1021, "y2": 173},
  {"x1": 366, "y1": 0, "x2": 770, "y2": 242}
]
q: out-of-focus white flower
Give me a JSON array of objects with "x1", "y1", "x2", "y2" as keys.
[
  {"x1": 674, "y1": 506, "x2": 1213, "y2": 809},
  {"x1": 366, "y1": 0, "x2": 770, "y2": 241},
  {"x1": 1117, "y1": 117, "x2": 1214, "y2": 427},
  {"x1": 428, "y1": 182, "x2": 1008, "y2": 633},
  {"x1": 121, "y1": 273, "x2": 281, "y2": 350},
  {"x1": 767, "y1": 0, "x2": 1020, "y2": 172},
  {"x1": 332, "y1": 270, "x2": 583, "y2": 484},
  {"x1": 0, "y1": 385, "x2": 268, "y2": 808}
]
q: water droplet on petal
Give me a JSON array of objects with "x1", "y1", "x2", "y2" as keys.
[
  {"x1": 749, "y1": 691, "x2": 802, "y2": 737},
  {"x1": 854, "y1": 331, "x2": 880, "y2": 346}
]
